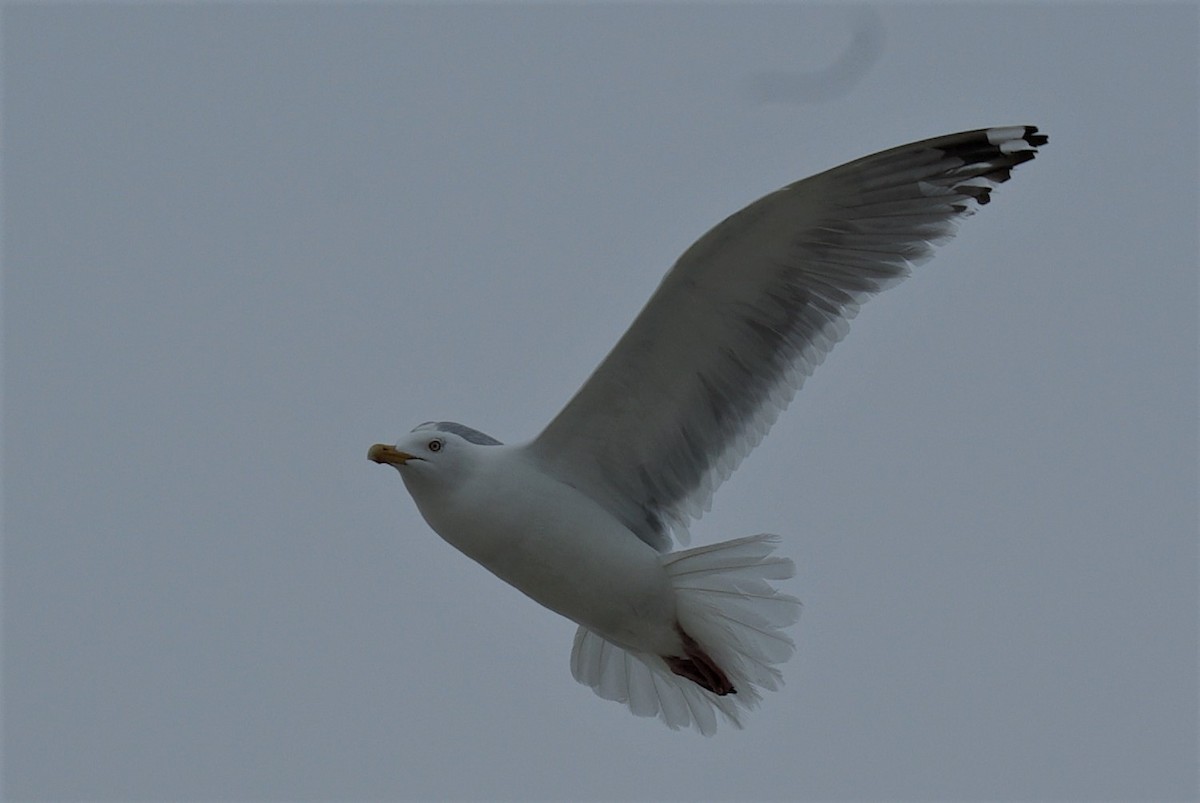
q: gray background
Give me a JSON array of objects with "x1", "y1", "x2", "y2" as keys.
[{"x1": 4, "y1": 4, "x2": 1197, "y2": 801}]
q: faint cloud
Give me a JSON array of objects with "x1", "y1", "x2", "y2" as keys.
[{"x1": 744, "y1": 8, "x2": 885, "y2": 105}]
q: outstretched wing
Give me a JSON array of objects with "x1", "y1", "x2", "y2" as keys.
[{"x1": 528, "y1": 126, "x2": 1047, "y2": 551}]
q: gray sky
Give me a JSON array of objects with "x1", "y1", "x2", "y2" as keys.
[{"x1": 4, "y1": 4, "x2": 1197, "y2": 801}]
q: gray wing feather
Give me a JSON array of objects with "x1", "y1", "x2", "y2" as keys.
[{"x1": 528, "y1": 126, "x2": 1047, "y2": 551}]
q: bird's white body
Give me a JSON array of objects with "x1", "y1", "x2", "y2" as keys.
[
  {"x1": 370, "y1": 126, "x2": 1046, "y2": 733},
  {"x1": 399, "y1": 441, "x2": 681, "y2": 656}
]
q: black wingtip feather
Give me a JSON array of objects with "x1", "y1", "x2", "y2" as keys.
[
  {"x1": 1009, "y1": 149, "x2": 1038, "y2": 167},
  {"x1": 1024, "y1": 125, "x2": 1049, "y2": 147},
  {"x1": 932, "y1": 126, "x2": 1046, "y2": 201}
]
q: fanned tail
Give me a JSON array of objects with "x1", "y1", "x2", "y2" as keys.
[{"x1": 570, "y1": 534, "x2": 800, "y2": 735}]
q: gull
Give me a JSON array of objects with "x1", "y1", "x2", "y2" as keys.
[{"x1": 370, "y1": 126, "x2": 1047, "y2": 734}]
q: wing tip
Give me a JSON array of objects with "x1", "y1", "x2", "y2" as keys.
[
  {"x1": 1021, "y1": 124, "x2": 1050, "y2": 149},
  {"x1": 984, "y1": 124, "x2": 1049, "y2": 152},
  {"x1": 936, "y1": 125, "x2": 1047, "y2": 205}
]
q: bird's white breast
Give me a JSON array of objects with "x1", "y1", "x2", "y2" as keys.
[{"x1": 403, "y1": 445, "x2": 681, "y2": 654}]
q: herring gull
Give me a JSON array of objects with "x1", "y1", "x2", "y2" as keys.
[{"x1": 369, "y1": 126, "x2": 1047, "y2": 734}]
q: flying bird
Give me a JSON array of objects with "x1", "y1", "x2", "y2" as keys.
[{"x1": 370, "y1": 126, "x2": 1047, "y2": 734}]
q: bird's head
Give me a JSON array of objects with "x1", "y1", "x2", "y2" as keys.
[{"x1": 368, "y1": 421, "x2": 502, "y2": 492}]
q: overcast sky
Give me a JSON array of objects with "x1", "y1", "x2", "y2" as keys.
[{"x1": 4, "y1": 3, "x2": 1197, "y2": 801}]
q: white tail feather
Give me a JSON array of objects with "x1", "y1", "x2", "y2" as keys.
[{"x1": 570, "y1": 534, "x2": 800, "y2": 735}]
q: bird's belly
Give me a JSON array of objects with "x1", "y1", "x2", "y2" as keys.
[{"x1": 418, "y1": 476, "x2": 679, "y2": 654}]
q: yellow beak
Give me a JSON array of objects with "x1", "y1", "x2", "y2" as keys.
[{"x1": 368, "y1": 443, "x2": 414, "y2": 466}]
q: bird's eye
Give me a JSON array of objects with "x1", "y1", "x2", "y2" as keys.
[{"x1": 427, "y1": 439, "x2": 443, "y2": 452}]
